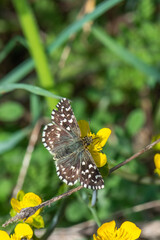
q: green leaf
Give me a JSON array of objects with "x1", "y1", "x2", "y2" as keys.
[
  {"x1": 125, "y1": 109, "x2": 146, "y2": 136},
  {"x1": 0, "y1": 83, "x2": 61, "y2": 99},
  {"x1": 0, "y1": 101, "x2": 24, "y2": 121}
]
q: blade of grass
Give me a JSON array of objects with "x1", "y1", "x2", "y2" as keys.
[
  {"x1": 1, "y1": 0, "x2": 123, "y2": 85},
  {"x1": 0, "y1": 58, "x2": 34, "y2": 85},
  {"x1": 88, "y1": 206, "x2": 101, "y2": 227},
  {"x1": 0, "y1": 127, "x2": 30, "y2": 154},
  {"x1": 0, "y1": 36, "x2": 27, "y2": 63},
  {"x1": 47, "y1": 0, "x2": 123, "y2": 54},
  {"x1": 30, "y1": 94, "x2": 41, "y2": 124},
  {"x1": 0, "y1": 83, "x2": 62, "y2": 99},
  {"x1": 12, "y1": 0, "x2": 57, "y2": 109},
  {"x1": 92, "y1": 25, "x2": 160, "y2": 80}
]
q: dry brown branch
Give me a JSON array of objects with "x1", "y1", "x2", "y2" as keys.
[
  {"x1": 12, "y1": 120, "x2": 44, "y2": 197},
  {"x1": 3, "y1": 138, "x2": 160, "y2": 227},
  {"x1": 109, "y1": 138, "x2": 160, "y2": 174},
  {"x1": 2, "y1": 186, "x2": 83, "y2": 227}
]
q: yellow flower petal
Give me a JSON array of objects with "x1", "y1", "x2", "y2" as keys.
[
  {"x1": 78, "y1": 120, "x2": 91, "y2": 138},
  {"x1": 21, "y1": 192, "x2": 42, "y2": 222},
  {"x1": 25, "y1": 216, "x2": 34, "y2": 224},
  {"x1": 90, "y1": 150, "x2": 107, "y2": 167},
  {"x1": 96, "y1": 128, "x2": 111, "y2": 148},
  {"x1": 0, "y1": 230, "x2": 10, "y2": 240},
  {"x1": 154, "y1": 153, "x2": 160, "y2": 169},
  {"x1": 22, "y1": 192, "x2": 42, "y2": 207},
  {"x1": 10, "y1": 198, "x2": 21, "y2": 213},
  {"x1": 93, "y1": 233, "x2": 101, "y2": 240},
  {"x1": 97, "y1": 220, "x2": 116, "y2": 237},
  {"x1": 14, "y1": 223, "x2": 33, "y2": 239},
  {"x1": 11, "y1": 191, "x2": 43, "y2": 227},
  {"x1": 118, "y1": 221, "x2": 141, "y2": 240}
]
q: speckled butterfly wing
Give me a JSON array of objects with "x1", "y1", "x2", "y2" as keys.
[
  {"x1": 42, "y1": 98, "x2": 104, "y2": 190},
  {"x1": 56, "y1": 150, "x2": 81, "y2": 186},
  {"x1": 51, "y1": 98, "x2": 80, "y2": 138},
  {"x1": 80, "y1": 150, "x2": 104, "y2": 190},
  {"x1": 42, "y1": 98, "x2": 80, "y2": 153},
  {"x1": 42, "y1": 98, "x2": 82, "y2": 185}
]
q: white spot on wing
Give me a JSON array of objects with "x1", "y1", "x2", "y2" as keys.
[
  {"x1": 66, "y1": 106, "x2": 71, "y2": 111},
  {"x1": 43, "y1": 125, "x2": 48, "y2": 130},
  {"x1": 56, "y1": 133, "x2": 60, "y2": 138},
  {"x1": 48, "y1": 123, "x2": 53, "y2": 126},
  {"x1": 89, "y1": 164, "x2": 93, "y2": 169},
  {"x1": 46, "y1": 146, "x2": 51, "y2": 151},
  {"x1": 63, "y1": 179, "x2": 68, "y2": 184},
  {"x1": 68, "y1": 119, "x2": 73, "y2": 123},
  {"x1": 68, "y1": 182, "x2": 73, "y2": 186}
]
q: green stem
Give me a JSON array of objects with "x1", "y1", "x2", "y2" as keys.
[
  {"x1": 76, "y1": 190, "x2": 101, "y2": 227},
  {"x1": 12, "y1": 0, "x2": 57, "y2": 109},
  {"x1": 88, "y1": 206, "x2": 101, "y2": 227}
]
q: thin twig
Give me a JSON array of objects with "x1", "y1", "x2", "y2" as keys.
[
  {"x1": 109, "y1": 138, "x2": 160, "y2": 174},
  {"x1": 3, "y1": 138, "x2": 160, "y2": 227},
  {"x1": 12, "y1": 120, "x2": 44, "y2": 197},
  {"x1": 2, "y1": 186, "x2": 83, "y2": 227}
]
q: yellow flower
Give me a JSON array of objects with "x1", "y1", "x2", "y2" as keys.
[
  {"x1": 154, "y1": 153, "x2": 160, "y2": 176},
  {"x1": 93, "y1": 220, "x2": 141, "y2": 240},
  {"x1": 0, "y1": 223, "x2": 33, "y2": 240},
  {"x1": 0, "y1": 230, "x2": 10, "y2": 240},
  {"x1": 78, "y1": 120, "x2": 111, "y2": 167},
  {"x1": 10, "y1": 190, "x2": 44, "y2": 229}
]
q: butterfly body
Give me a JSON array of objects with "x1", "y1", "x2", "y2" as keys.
[
  {"x1": 42, "y1": 98, "x2": 104, "y2": 190},
  {"x1": 52, "y1": 138, "x2": 83, "y2": 160}
]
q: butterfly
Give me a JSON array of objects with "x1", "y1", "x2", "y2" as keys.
[{"x1": 42, "y1": 98, "x2": 104, "y2": 190}]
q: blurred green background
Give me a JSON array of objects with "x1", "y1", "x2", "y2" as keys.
[{"x1": 0, "y1": 0, "x2": 160, "y2": 239}]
